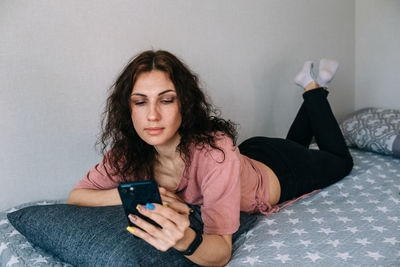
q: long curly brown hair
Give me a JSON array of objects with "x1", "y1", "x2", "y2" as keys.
[{"x1": 98, "y1": 50, "x2": 237, "y2": 182}]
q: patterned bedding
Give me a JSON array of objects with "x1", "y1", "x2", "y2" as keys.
[
  {"x1": 229, "y1": 148, "x2": 400, "y2": 266},
  {"x1": 1, "y1": 148, "x2": 399, "y2": 266}
]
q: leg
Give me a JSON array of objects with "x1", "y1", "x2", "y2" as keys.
[
  {"x1": 239, "y1": 137, "x2": 353, "y2": 204},
  {"x1": 241, "y1": 63, "x2": 353, "y2": 203},
  {"x1": 290, "y1": 59, "x2": 345, "y2": 158},
  {"x1": 285, "y1": 103, "x2": 313, "y2": 148},
  {"x1": 289, "y1": 60, "x2": 328, "y2": 147},
  {"x1": 286, "y1": 82, "x2": 328, "y2": 147},
  {"x1": 280, "y1": 87, "x2": 354, "y2": 202},
  {"x1": 302, "y1": 87, "x2": 351, "y2": 159}
]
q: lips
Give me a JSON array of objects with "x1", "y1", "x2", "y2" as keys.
[{"x1": 145, "y1": 127, "x2": 164, "y2": 135}]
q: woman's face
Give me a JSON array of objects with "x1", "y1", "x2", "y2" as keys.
[{"x1": 130, "y1": 70, "x2": 182, "y2": 148}]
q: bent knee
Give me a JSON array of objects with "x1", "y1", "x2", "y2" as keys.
[{"x1": 342, "y1": 156, "x2": 354, "y2": 177}]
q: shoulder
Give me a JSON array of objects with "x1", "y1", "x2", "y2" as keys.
[
  {"x1": 74, "y1": 151, "x2": 127, "y2": 190},
  {"x1": 192, "y1": 132, "x2": 239, "y2": 163}
]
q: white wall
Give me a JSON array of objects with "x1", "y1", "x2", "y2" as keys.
[
  {"x1": 355, "y1": 0, "x2": 400, "y2": 109},
  {"x1": 0, "y1": 0, "x2": 355, "y2": 210}
]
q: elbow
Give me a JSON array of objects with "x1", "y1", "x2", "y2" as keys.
[
  {"x1": 210, "y1": 253, "x2": 231, "y2": 267},
  {"x1": 219, "y1": 254, "x2": 231, "y2": 266},
  {"x1": 213, "y1": 244, "x2": 232, "y2": 266},
  {"x1": 66, "y1": 189, "x2": 79, "y2": 205}
]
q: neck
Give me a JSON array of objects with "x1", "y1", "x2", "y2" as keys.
[{"x1": 154, "y1": 134, "x2": 181, "y2": 161}]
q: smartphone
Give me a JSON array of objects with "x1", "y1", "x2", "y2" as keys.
[{"x1": 118, "y1": 180, "x2": 163, "y2": 228}]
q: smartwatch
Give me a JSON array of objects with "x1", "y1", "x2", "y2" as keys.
[{"x1": 179, "y1": 227, "x2": 203, "y2": 256}]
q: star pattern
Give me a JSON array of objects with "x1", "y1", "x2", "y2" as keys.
[
  {"x1": 355, "y1": 238, "x2": 371, "y2": 246},
  {"x1": 242, "y1": 256, "x2": 262, "y2": 265},
  {"x1": 6, "y1": 255, "x2": 19, "y2": 267},
  {"x1": 292, "y1": 228, "x2": 308, "y2": 236},
  {"x1": 288, "y1": 218, "x2": 300, "y2": 225},
  {"x1": 388, "y1": 216, "x2": 399, "y2": 223},
  {"x1": 282, "y1": 209, "x2": 295, "y2": 215},
  {"x1": 327, "y1": 239, "x2": 341, "y2": 248},
  {"x1": 227, "y1": 151, "x2": 400, "y2": 266},
  {"x1": 376, "y1": 206, "x2": 390, "y2": 213},
  {"x1": 346, "y1": 226, "x2": 359, "y2": 234},
  {"x1": 311, "y1": 217, "x2": 324, "y2": 224},
  {"x1": 322, "y1": 200, "x2": 334, "y2": 205},
  {"x1": 299, "y1": 240, "x2": 312, "y2": 247},
  {"x1": 361, "y1": 216, "x2": 375, "y2": 223},
  {"x1": 31, "y1": 255, "x2": 49, "y2": 264},
  {"x1": 1, "y1": 242, "x2": 9, "y2": 255},
  {"x1": 0, "y1": 150, "x2": 399, "y2": 266},
  {"x1": 336, "y1": 252, "x2": 352, "y2": 261},
  {"x1": 267, "y1": 229, "x2": 280, "y2": 236},
  {"x1": 244, "y1": 230, "x2": 255, "y2": 239},
  {"x1": 318, "y1": 228, "x2": 335, "y2": 235},
  {"x1": 306, "y1": 208, "x2": 318, "y2": 214},
  {"x1": 372, "y1": 225, "x2": 387, "y2": 233},
  {"x1": 329, "y1": 208, "x2": 343, "y2": 214},
  {"x1": 269, "y1": 241, "x2": 286, "y2": 249},
  {"x1": 383, "y1": 237, "x2": 400, "y2": 245},
  {"x1": 366, "y1": 251, "x2": 384, "y2": 261},
  {"x1": 274, "y1": 254, "x2": 291, "y2": 263},
  {"x1": 337, "y1": 216, "x2": 352, "y2": 223},
  {"x1": 7, "y1": 230, "x2": 20, "y2": 237},
  {"x1": 389, "y1": 196, "x2": 400, "y2": 204},
  {"x1": 243, "y1": 244, "x2": 256, "y2": 252},
  {"x1": 261, "y1": 218, "x2": 276, "y2": 226},
  {"x1": 304, "y1": 252, "x2": 321, "y2": 262}
]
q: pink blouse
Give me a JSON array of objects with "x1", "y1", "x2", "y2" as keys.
[{"x1": 74, "y1": 135, "x2": 272, "y2": 235}]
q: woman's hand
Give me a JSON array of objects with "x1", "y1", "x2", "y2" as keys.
[
  {"x1": 126, "y1": 202, "x2": 191, "y2": 252},
  {"x1": 158, "y1": 187, "x2": 192, "y2": 215}
]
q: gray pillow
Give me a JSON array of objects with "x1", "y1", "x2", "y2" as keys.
[
  {"x1": 7, "y1": 204, "x2": 197, "y2": 267},
  {"x1": 7, "y1": 204, "x2": 256, "y2": 267},
  {"x1": 340, "y1": 107, "x2": 400, "y2": 157}
]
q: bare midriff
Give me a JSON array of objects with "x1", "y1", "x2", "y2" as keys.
[{"x1": 260, "y1": 162, "x2": 281, "y2": 206}]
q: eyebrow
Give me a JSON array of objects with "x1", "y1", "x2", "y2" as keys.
[{"x1": 131, "y1": 89, "x2": 176, "y2": 97}]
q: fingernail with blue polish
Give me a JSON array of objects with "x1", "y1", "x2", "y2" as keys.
[{"x1": 146, "y1": 203, "x2": 155, "y2": 210}]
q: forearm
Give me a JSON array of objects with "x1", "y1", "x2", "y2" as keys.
[
  {"x1": 175, "y1": 229, "x2": 232, "y2": 266},
  {"x1": 66, "y1": 188, "x2": 121, "y2": 206}
]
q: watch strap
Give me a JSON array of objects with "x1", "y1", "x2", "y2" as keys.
[{"x1": 180, "y1": 227, "x2": 203, "y2": 256}]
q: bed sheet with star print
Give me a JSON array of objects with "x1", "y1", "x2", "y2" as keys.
[
  {"x1": 228, "y1": 148, "x2": 400, "y2": 266},
  {"x1": 1, "y1": 148, "x2": 399, "y2": 267}
]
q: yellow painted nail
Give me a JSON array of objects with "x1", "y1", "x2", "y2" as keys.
[
  {"x1": 126, "y1": 226, "x2": 135, "y2": 233},
  {"x1": 163, "y1": 204, "x2": 168, "y2": 208},
  {"x1": 136, "y1": 204, "x2": 141, "y2": 212}
]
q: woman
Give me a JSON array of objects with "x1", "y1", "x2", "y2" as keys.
[{"x1": 67, "y1": 50, "x2": 353, "y2": 266}]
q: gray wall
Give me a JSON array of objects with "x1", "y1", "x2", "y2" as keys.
[
  {"x1": 0, "y1": 0, "x2": 355, "y2": 210},
  {"x1": 355, "y1": 0, "x2": 400, "y2": 109}
]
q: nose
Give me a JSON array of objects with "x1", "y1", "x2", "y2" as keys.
[{"x1": 147, "y1": 102, "x2": 161, "y2": 121}]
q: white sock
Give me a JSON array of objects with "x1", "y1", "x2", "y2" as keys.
[
  {"x1": 316, "y1": 58, "x2": 339, "y2": 87},
  {"x1": 294, "y1": 61, "x2": 315, "y2": 88}
]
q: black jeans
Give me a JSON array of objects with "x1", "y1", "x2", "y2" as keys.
[{"x1": 239, "y1": 88, "x2": 353, "y2": 203}]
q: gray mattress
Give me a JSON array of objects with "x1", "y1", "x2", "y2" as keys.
[{"x1": 1, "y1": 148, "x2": 400, "y2": 266}]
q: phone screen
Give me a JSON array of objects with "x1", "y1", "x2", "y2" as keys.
[{"x1": 118, "y1": 181, "x2": 162, "y2": 228}]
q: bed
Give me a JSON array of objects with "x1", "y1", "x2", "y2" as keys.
[
  {"x1": 1, "y1": 108, "x2": 400, "y2": 266},
  {"x1": 1, "y1": 147, "x2": 399, "y2": 266},
  {"x1": 228, "y1": 148, "x2": 400, "y2": 266}
]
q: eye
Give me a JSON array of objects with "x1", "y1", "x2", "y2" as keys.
[
  {"x1": 161, "y1": 99, "x2": 173, "y2": 104},
  {"x1": 160, "y1": 97, "x2": 176, "y2": 104},
  {"x1": 131, "y1": 100, "x2": 146, "y2": 106}
]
